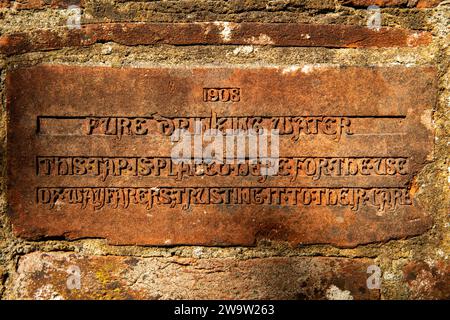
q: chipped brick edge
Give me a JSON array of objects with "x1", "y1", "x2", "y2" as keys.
[{"x1": 0, "y1": 22, "x2": 432, "y2": 56}]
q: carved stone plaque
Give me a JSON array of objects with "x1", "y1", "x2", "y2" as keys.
[{"x1": 7, "y1": 65, "x2": 436, "y2": 247}]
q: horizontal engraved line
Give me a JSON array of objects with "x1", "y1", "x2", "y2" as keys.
[
  {"x1": 350, "y1": 133, "x2": 407, "y2": 136},
  {"x1": 36, "y1": 155, "x2": 410, "y2": 159},
  {"x1": 36, "y1": 114, "x2": 404, "y2": 141},
  {"x1": 37, "y1": 115, "x2": 407, "y2": 119}
]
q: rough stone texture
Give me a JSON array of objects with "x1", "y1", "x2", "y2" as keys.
[
  {"x1": 338, "y1": 0, "x2": 443, "y2": 8},
  {"x1": 5, "y1": 251, "x2": 380, "y2": 300},
  {"x1": 0, "y1": 0, "x2": 448, "y2": 300},
  {"x1": 0, "y1": 1, "x2": 439, "y2": 34},
  {"x1": 0, "y1": 0, "x2": 83, "y2": 10},
  {"x1": 14, "y1": 0, "x2": 424, "y2": 11}
]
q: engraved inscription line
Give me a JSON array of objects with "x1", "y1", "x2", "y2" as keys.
[
  {"x1": 36, "y1": 186, "x2": 412, "y2": 213},
  {"x1": 36, "y1": 156, "x2": 410, "y2": 182}
]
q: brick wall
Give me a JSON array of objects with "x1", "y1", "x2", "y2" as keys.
[{"x1": 0, "y1": 0, "x2": 448, "y2": 300}]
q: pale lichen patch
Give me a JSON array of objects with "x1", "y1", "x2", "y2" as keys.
[
  {"x1": 213, "y1": 21, "x2": 238, "y2": 42},
  {"x1": 245, "y1": 34, "x2": 274, "y2": 45},
  {"x1": 325, "y1": 285, "x2": 354, "y2": 300}
]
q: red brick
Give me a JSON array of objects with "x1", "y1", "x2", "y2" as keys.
[
  {"x1": 416, "y1": 0, "x2": 443, "y2": 8},
  {"x1": 6, "y1": 65, "x2": 436, "y2": 247},
  {"x1": 0, "y1": 0, "x2": 10, "y2": 8},
  {"x1": 11, "y1": 0, "x2": 45, "y2": 9},
  {"x1": 8, "y1": 252, "x2": 380, "y2": 300},
  {"x1": 0, "y1": 22, "x2": 432, "y2": 56},
  {"x1": 403, "y1": 260, "x2": 450, "y2": 299}
]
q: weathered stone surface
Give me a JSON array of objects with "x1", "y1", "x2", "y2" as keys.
[
  {"x1": 338, "y1": 0, "x2": 442, "y2": 7},
  {"x1": 6, "y1": 65, "x2": 436, "y2": 247},
  {"x1": 0, "y1": 22, "x2": 432, "y2": 56},
  {"x1": 109, "y1": 0, "x2": 443, "y2": 9},
  {"x1": 403, "y1": 260, "x2": 450, "y2": 299},
  {"x1": 0, "y1": 0, "x2": 83, "y2": 9},
  {"x1": 7, "y1": 251, "x2": 380, "y2": 300}
]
